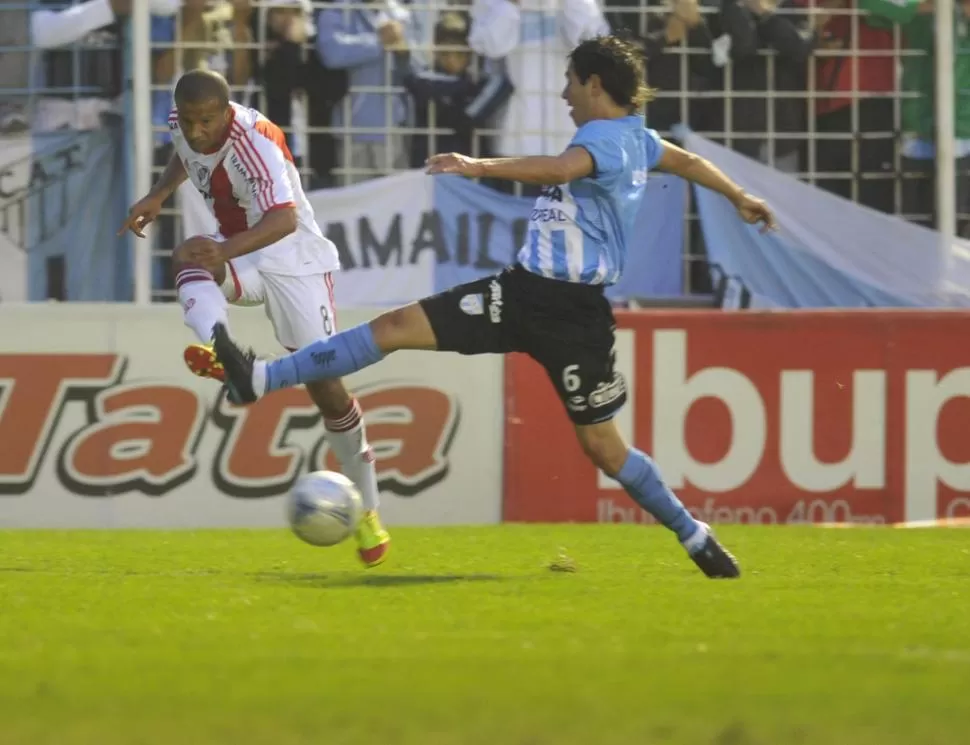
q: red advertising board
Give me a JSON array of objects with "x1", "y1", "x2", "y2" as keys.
[{"x1": 503, "y1": 311, "x2": 970, "y2": 525}]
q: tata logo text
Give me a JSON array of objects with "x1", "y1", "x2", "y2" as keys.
[{"x1": 0, "y1": 355, "x2": 459, "y2": 499}]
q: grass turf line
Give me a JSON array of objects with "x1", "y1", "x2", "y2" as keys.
[{"x1": 1, "y1": 525, "x2": 969, "y2": 745}]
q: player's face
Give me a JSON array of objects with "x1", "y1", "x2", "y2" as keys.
[
  {"x1": 562, "y1": 65, "x2": 590, "y2": 126},
  {"x1": 178, "y1": 98, "x2": 231, "y2": 153}
]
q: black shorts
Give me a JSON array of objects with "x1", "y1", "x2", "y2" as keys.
[{"x1": 419, "y1": 264, "x2": 626, "y2": 425}]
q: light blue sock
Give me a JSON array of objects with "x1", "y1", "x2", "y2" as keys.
[
  {"x1": 265, "y1": 323, "x2": 384, "y2": 392},
  {"x1": 616, "y1": 449, "x2": 701, "y2": 544}
]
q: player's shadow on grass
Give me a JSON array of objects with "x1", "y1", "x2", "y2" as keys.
[{"x1": 251, "y1": 571, "x2": 505, "y2": 589}]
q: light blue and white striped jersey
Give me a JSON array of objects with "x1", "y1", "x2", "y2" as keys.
[{"x1": 517, "y1": 116, "x2": 664, "y2": 286}]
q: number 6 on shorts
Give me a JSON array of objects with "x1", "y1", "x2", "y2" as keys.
[{"x1": 562, "y1": 364, "x2": 581, "y2": 393}]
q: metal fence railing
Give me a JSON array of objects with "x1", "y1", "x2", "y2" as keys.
[{"x1": 1, "y1": 0, "x2": 960, "y2": 302}]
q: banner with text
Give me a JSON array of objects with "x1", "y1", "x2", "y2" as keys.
[
  {"x1": 504, "y1": 311, "x2": 970, "y2": 526},
  {"x1": 181, "y1": 169, "x2": 687, "y2": 305},
  {"x1": 0, "y1": 305, "x2": 503, "y2": 528},
  {"x1": 0, "y1": 126, "x2": 130, "y2": 302}
]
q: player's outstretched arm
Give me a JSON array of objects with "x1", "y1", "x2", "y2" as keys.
[
  {"x1": 118, "y1": 153, "x2": 189, "y2": 237},
  {"x1": 654, "y1": 140, "x2": 777, "y2": 232},
  {"x1": 425, "y1": 148, "x2": 594, "y2": 185}
]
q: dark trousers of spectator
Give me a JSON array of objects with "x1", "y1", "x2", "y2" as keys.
[
  {"x1": 902, "y1": 155, "x2": 970, "y2": 237},
  {"x1": 304, "y1": 98, "x2": 338, "y2": 190},
  {"x1": 814, "y1": 99, "x2": 895, "y2": 214}
]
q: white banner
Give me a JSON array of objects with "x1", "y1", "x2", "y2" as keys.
[{"x1": 0, "y1": 304, "x2": 503, "y2": 527}]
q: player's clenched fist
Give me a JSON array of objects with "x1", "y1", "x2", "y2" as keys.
[
  {"x1": 118, "y1": 195, "x2": 164, "y2": 238},
  {"x1": 425, "y1": 152, "x2": 484, "y2": 178},
  {"x1": 175, "y1": 236, "x2": 226, "y2": 275}
]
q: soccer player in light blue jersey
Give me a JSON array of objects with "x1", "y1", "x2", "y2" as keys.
[{"x1": 213, "y1": 35, "x2": 776, "y2": 578}]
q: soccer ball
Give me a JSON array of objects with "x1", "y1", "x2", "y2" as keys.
[{"x1": 287, "y1": 471, "x2": 363, "y2": 547}]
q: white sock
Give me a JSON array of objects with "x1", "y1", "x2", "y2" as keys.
[
  {"x1": 682, "y1": 522, "x2": 710, "y2": 555},
  {"x1": 324, "y1": 399, "x2": 380, "y2": 512},
  {"x1": 176, "y1": 267, "x2": 229, "y2": 343},
  {"x1": 252, "y1": 359, "x2": 268, "y2": 397}
]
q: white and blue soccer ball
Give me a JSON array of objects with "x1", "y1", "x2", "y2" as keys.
[{"x1": 287, "y1": 471, "x2": 363, "y2": 547}]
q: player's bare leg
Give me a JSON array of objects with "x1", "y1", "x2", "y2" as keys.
[
  {"x1": 173, "y1": 240, "x2": 231, "y2": 381},
  {"x1": 573, "y1": 419, "x2": 740, "y2": 579},
  {"x1": 369, "y1": 303, "x2": 440, "y2": 352},
  {"x1": 304, "y1": 378, "x2": 390, "y2": 567}
]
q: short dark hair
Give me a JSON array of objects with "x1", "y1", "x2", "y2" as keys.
[
  {"x1": 174, "y1": 69, "x2": 231, "y2": 108},
  {"x1": 568, "y1": 35, "x2": 654, "y2": 111}
]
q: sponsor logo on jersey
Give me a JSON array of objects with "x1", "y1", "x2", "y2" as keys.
[
  {"x1": 195, "y1": 164, "x2": 211, "y2": 189},
  {"x1": 228, "y1": 152, "x2": 248, "y2": 182}
]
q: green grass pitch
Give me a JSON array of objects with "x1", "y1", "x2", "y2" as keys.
[{"x1": 1, "y1": 525, "x2": 969, "y2": 745}]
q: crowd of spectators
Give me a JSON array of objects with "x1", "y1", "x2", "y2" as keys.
[
  {"x1": 2, "y1": 0, "x2": 966, "y2": 295},
  {"x1": 144, "y1": 0, "x2": 959, "y2": 224}
]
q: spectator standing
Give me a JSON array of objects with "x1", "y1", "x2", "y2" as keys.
[
  {"x1": 609, "y1": 0, "x2": 724, "y2": 296},
  {"x1": 252, "y1": 0, "x2": 349, "y2": 189},
  {"x1": 607, "y1": 0, "x2": 722, "y2": 138},
  {"x1": 316, "y1": 0, "x2": 416, "y2": 184},
  {"x1": 811, "y1": 0, "x2": 897, "y2": 212},
  {"x1": 254, "y1": 0, "x2": 312, "y2": 155},
  {"x1": 403, "y1": 11, "x2": 513, "y2": 166},
  {"x1": 1, "y1": 0, "x2": 180, "y2": 133},
  {"x1": 467, "y1": 0, "x2": 610, "y2": 158},
  {"x1": 409, "y1": 0, "x2": 470, "y2": 71},
  {"x1": 862, "y1": 0, "x2": 970, "y2": 235},
  {"x1": 152, "y1": 0, "x2": 253, "y2": 152},
  {"x1": 152, "y1": 0, "x2": 253, "y2": 121},
  {"x1": 715, "y1": 0, "x2": 821, "y2": 172}
]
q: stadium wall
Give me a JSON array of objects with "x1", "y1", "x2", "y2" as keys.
[
  {"x1": 0, "y1": 305, "x2": 503, "y2": 528},
  {"x1": 504, "y1": 310, "x2": 970, "y2": 526}
]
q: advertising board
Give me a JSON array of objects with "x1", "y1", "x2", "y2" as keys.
[
  {"x1": 504, "y1": 311, "x2": 970, "y2": 525},
  {"x1": 0, "y1": 305, "x2": 503, "y2": 527}
]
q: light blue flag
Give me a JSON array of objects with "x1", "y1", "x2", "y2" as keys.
[{"x1": 680, "y1": 128, "x2": 970, "y2": 308}]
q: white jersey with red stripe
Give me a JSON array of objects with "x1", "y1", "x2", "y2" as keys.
[{"x1": 169, "y1": 102, "x2": 339, "y2": 276}]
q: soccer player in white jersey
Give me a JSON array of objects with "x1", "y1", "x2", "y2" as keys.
[
  {"x1": 119, "y1": 70, "x2": 390, "y2": 567},
  {"x1": 211, "y1": 37, "x2": 777, "y2": 578}
]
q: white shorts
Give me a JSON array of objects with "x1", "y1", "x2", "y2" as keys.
[{"x1": 220, "y1": 250, "x2": 337, "y2": 351}]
